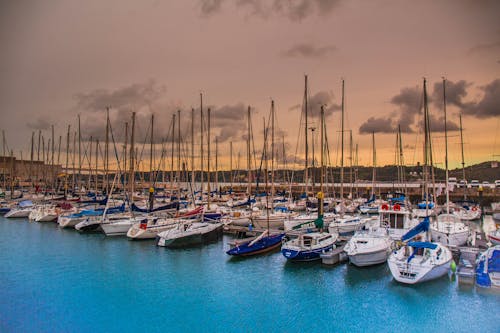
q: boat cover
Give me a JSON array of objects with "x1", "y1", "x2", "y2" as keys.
[{"x1": 402, "y1": 217, "x2": 430, "y2": 242}]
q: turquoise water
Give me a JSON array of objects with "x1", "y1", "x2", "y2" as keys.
[{"x1": 0, "y1": 216, "x2": 498, "y2": 333}]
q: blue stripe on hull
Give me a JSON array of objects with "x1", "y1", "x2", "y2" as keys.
[{"x1": 281, "y1": 244, "x2": 334, "y2": 261}]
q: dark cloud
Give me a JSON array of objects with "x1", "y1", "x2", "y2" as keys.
[
  {"x1": 288, "y1": 91, "x2": 341, "y2": 118},
  {"x1": 74, "y1": 79, "x2": 166, "y2": 113},
  {"x1": 359, "y1": 116, "x2": 395, "y2": 134},
  {"x1": 431, "y1": 80, "x2": 472, "y2": 109},
  {"x1": 200, "y1": 0, "x2": 341, "y2": 21},
  {"x1": 282, "y1": 43, "x2": 337, "y2": 58},
  {"x1": 426, "y1": 114, "x2": 460, "y2": 133},
  {"x1": 199, "y1": 0, "x2": 224, "y2": 16},
  {"x1": 462, "y1": 79, "x2": 500, "y2": 118},
  {"x1": 210, "y1": 103, "x2": 248, "y2": 143},
  {"x1": 467, "y1": 40, "x2": 500, "y2": 55},
  {"x1": 27, "y1": 117, "x2": 52, "y2": 130}
]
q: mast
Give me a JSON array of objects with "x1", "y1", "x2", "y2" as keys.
[
  {"x1": 177, "y1": 110, "x2": 181, "y2": 185},
  {"x1": 170, "y1": 113, "x2": 176, "y2": 193},
  {"x1": 423, "y1": 78, "x2": 430, "y2": 215},
  {"x1": 51, "y1": 124, "x2": 55, "y2": 188},
  {"x1": 264, "y1": 117, "x2": 269, "y2": 229},
  {"x1": 200, "y1": 93, "x2": 204, "y2": 195},
  {"x1": 247, "y1": 106, "x2": 252, "y2": 197},
  {"x1": 215, "y1": 137, "x2": 219, "y2": 194},
  {"x1": 304, "y1": 75, "x2": 309, "y2": 195},
  {"x1": 30, "y1": 132, "x2": 34, "y2": 185},
  {"x1": 271, "y1": 100, "x2": 275, "y2": 198},
  {"x1": 398, "y1": 125, "x2": 405, "y2": 195},
  {"x1": 349, "y1": 130, "x2": 353, "y2": 199},
  {"x1": 2, "y1": 130, "x2": 6, "y2": 189},
  {"x1": 64, "y1": 125, "x2": 70, "y2": 196},
  {"x1": 340, "y1": 78, "x2": 345, "y2": 200},
  {"x1": 372, "y1": 132, "x2": 376, "y2": 198},
  {"x1": 105, "y1": 107, "x2": 110, "y2": 194},
  {"x1": 124, "y1": 122, "x2": 128, "y2": 189},
  {"x1": 191, "y1": 108, "x2": 195, "y2": 191},
  {"x1": 72, "y1": 132, "x2": 76, "y2": 190},
  {"x1": 459, "y1": 114, "x2": 466, "y2": 200},
  {"x1": 88, "y1": 136, "x2": 92, "y2": 192},
  {"x1": 207, "y1": 107, "x2": 211, "y2": 210},
  {"x1": 129, "y1": 112, "x2": 136, "y2": 201},
  {"x1": 320, "y1": 105, "x2": 325, "y2": 194},
  {"x1": 230, "y1": 141, "x2": 233, "y2": 191},
  {"x1": 78, "y1": 115, "x2": 81, "y2": 191},
  {"x1": 150, "y1": 114, "x2": 154, "y2": 185},
  {"x1": 94, "y1": 139, "x2": 99, "y2": 194},
  {"x1": 443, "y1": 77, "x2": 450, "y2": 214}
]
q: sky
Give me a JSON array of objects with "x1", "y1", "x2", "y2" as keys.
[{"x1": 1, "y1": 0, "x2": 499, "y2": 171}]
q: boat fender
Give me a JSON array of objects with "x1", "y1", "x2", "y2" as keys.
[
  {"x1": 394, "y1": 204, "x2": 401, "y2": 211},
  {"x1": 450, "y1": 260, "x2": 456, "y2": 273},
  {"x1": 472, "y1": 206, "x2": 478, "y2": 211},
  {"x1": 381, "y1": 204, "x2": 389, "y2": 210}
]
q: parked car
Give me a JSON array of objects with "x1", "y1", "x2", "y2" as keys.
[
  {"x1": 448, "y1": 177, "x2": 457, "y2": 186},
  {"x1": 457, "y1": 180, "x2": 467, "y2": 188},
  {"x1": 495, "y1": 180, "x2": 500, "y2": 188},
  {"x1": 482, "y1": 181, "x2": 491, "y2": 189},
  {"x1": 470, "y1": 180, "x2": 480, "y2": 188}
]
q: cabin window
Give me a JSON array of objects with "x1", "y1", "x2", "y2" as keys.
[{"x1": 302, "y1": 238, "x2": 312, "y2": 247}]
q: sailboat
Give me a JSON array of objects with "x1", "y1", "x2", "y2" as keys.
[
  {"x1": 281, "y1": 101, "x2": 338, "y2": 262},
  {"x1": 157, "y1": 107, "x2": 223, "y2": 247},
  {"x1": 226, "y1": 101, "x2": 285, "y2": 256},
  {"x1": 475, "y1": 245, "x2": 500, "y2": 289},
  {"x1": 430, "y1": 78, "x2": 469, "y2": 247},
  {"x1": 387, "y1": 79, "x2": 452, "y2": 284}
]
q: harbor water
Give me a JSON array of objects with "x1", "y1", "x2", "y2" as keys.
[{"x1": 0, "y1": 216, "x2": 498, "y2": 332}]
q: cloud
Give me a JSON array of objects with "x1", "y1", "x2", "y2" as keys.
[
  {"x1": 288, "y1": 91, "x2": 341, "y2": 118},
  {"x1": 462, "y1": 79, "x2": 500, "y2": 118},
  {"x1": 199, "y1": 0, "x2": 224, "y2": 16},
  {"x1": 431, "y1": 80, "x2": 472, "y2": 109},
  {"x1": 359, "y1": 116, "x2": 395, "y2": 134},
  {"x1": 210, "y1": 103, "x2": 248, "y2": 143},
  {"x1": 27, "y1": 117, "x2": 52, "y2": 130},
  {"x1": 389, "y1": 86, "x2": 422, "y2": 133},
  {"x1": 200, "y1": 0, "x2": 341, "y2": 21},
  {"x1": 74, "y1": 79, "x2": 166, "y2": 113},
  {"x1": 426, "y1": 114, "x2": 460, "y2": 133},
  {"x1": 467, "y1": 40, "x2": 500, "y2": 55},
  {"x1": 282, "y1": 43, "x2": 337, "y2": 58}
]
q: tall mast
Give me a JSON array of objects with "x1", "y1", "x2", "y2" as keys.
[
  {"x1": 129, "y1": 112, "x2": 136, "y2": 201},
  {"x1": 443, "y1": 77, "x2": 450, "y2": 214},
  {"x1": 398, "y1": 124, "x2": 405, "y2": 195},
  {"x1": 304, "y1": 75, "x2": 309, "y2": 195},
  {"x1": 340, "y1": 78, "x2": 345, "y2": 200},
  {"x1": 177, "y1": 110, "x2": 181, "y2": 184},
  {"x1": 271, "y1": 99, "x2": 275, "y2": 198},
  {"x1": 207, "y1": 107, "x2": 211, "y2": 210},
  {"x1": 349, "y1": 129, "x2": 353, "y2": 199},
  {"x1": 320, "y1": 105, "x2": 325, "y2": 194},
  {"x1": 170, "y1": 113, "x2": 176, "y2": 192},
  {"x1": 78, "y1": 115, "x2": 81, "y2": 190},
  {"x1": 88, "y1": 136, "x2": 92, "y2": 192},
  {"x1": 94, "y1": 139, "x2": 99, "y2": 194},
  {"x1": 51, "y1": 124, "x2": 55, "y2": 187},
  {"x1": 247, "y1": 106, "x2": 252, "y2": 197},
  {"x1": 191, "y1": 108, "x2": 195, "y2": 189},
  {"x1": 105, "y1": 107, "x2": 110, "y2": 194},
  {"x1": 64, "y1": 125, "x2": 70, "y2": 196},
  {"x1": 372, "y1": 132, "x2": 376, "y2": 197},
  {"x1": 150, "y1": 114, "x2": 154, "y2": 184},
  {"x1": 200, "y1": 93, "x2": 204, "y2": 194},
  {"x1": 2, "y1": 130, "x2": 6, "y2": 189},
  {"x1": 72, "y1": 132, "x2": 76, "y2": 190},
  {"x1": 459, "y1": 114, "x2": 466, "y2": 200},
  {"x1": 215, "y1": 137, "x2": 219, "y2": 194},
  {"x1": 423, "y1": 78, "x2": 430, "y2": 214},
  {"x1": 230, "y1": 141, "x2": 233, "y2": 190},
  {"x1": 124, "y1": 122, "x2": 128, "y2": 189},
  {"x1": 30, "y1": 132, "x2": 34, "y2": 185}
]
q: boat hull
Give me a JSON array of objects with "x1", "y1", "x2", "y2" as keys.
[
  {"x1": 430, "y1": 229, "x2": 469, "y2": 247},
  {"x1": 158, "y1": 224, "x2": 223, "y2": 248},
  {"x1": 281, "y1": 244, "x2": 334, "y2": 261},
  {"x1": 226, "y1": 234, "x2": 284, "y2": 256},
  {"x1": 388, "y1": 257, "x2": 451, "y2": 284},
  {"x1": 348, "y1": 248, "x2": 390, "y2": 267}
]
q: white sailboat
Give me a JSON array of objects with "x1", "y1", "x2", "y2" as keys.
[
  {"x1": 430, "y1": 78, "x2": 469, "y2": 247},
  {"x1": 388, "y1": 79, "x2": 452, "y2": 284}
]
